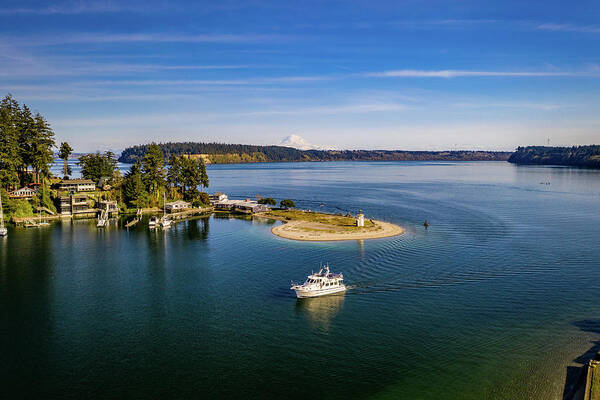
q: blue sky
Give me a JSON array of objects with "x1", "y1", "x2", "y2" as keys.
[{"x1": 1, "y1": 0, "x2": 599, "y2": 152}]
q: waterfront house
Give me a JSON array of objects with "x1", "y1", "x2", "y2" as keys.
[
  {"x1": 59, "y1": 179, "x2": 96, "y2": 192},
  {"x1": 59, "y1": 194, "x2": 94, "y2": 216},
  {"x1": 9, "y1": 187, "x2": 37, "y2": 199},
  {"x1": 235, "y1": 201, "x2": 268, "y2": 214},
  {"x1": 214, "y1": 198, "x2": 268, "y2": 214},
  {"x1": 165, "y1": 200, "x2": 191, "y2": 212},
  {"x1": 209, "y1": 192, "x2": 228, "y2": 204}
]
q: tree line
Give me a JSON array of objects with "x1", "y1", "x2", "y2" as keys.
[
  {"x1": 0, "y1": 94, "x2": 55, "y2": 188},
  {"x1": 508, "y1": 146, "x2": 600, "y2": 168},
  {"x1": 118, "y1": 143, "x2": 210, "y2": 209},
  {"x1": 118, "y1": 141, "x2": 512, "y2": 164},
  {"x1": 74, "y1": 143, "x2": 210, "y2": 209}
]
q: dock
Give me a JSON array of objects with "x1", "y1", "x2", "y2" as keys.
[
  {"x1": 125, "y1": 210, "x2": 143, "y2": 229},
  {"x1": 168, "y1": 207, "x2": 213, "y2": 222}
]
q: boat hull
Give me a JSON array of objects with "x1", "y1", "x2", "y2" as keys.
[{"x1": 293, "y1": 285, "x2": 346, "y2": 298}]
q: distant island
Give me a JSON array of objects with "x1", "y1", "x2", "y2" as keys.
[
  {"x1": 118, "y1": 142, "x2": 511, "y2": 164},
  {"x1": 508, "y1": 146, "x2": 600, "y2": 168}
]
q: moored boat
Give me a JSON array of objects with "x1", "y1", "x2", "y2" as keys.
[
  {"x1": 0, "y1": 193, "x2": 6, "y2": 236},
  {"x1": 291, "y1": 265, "x2": 346, "y2": 298},
  {"x1": 159, "y1": 193, "x2": 171, "y2": 228}
]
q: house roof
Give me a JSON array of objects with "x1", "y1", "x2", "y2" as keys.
[
  {"x1": 11, "y1": 187, "x2": 36, "y2": 193},
  {"x1": 166, "y1": 200, "x2": 190, "y2": 206},
  {"x1": 60, "y1": 179, "x2": 95, "y2": 184}
]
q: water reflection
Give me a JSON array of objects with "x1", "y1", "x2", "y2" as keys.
[
  {"x1": 356, "y1": 239, "x2": 365, "y2": 259},
  {"x1": 295, "y1": 293, "x2": 345, "y2": 330}
]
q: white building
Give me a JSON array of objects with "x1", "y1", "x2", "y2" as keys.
[
  {"x1": 9, "y1": 187, "x2": 37, "y2": 199},
  {"x1": 165, "y1": 200, "x2": 191, "y2": 212},
  {"x1": 356, "y1": 211, "x2": 365, "y2": 227},
  {"x1": 213, "y1": 198, "x2": 268, "y2": 214},
  {"x1": 59, "y1": 179, "x2": 96, "y2": 192},
  {"x1": 209, "y1": 192, "x2": 228, "y2": 204}
]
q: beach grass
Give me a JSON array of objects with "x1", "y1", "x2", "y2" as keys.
[{"x1": 262, "y1": 209, "x2": 375, "y2": 229}]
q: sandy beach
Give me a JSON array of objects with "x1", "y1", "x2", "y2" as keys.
[{"x1": 269, "y1": 219, "x2": 404, "y2": 241}]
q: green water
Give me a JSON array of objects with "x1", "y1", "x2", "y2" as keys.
[{"x1": 1, "y1": 161, "x2": 599, "y2": 399}]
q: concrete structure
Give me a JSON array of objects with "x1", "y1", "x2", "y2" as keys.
[
  {"x1": 9, "y1": 187, "x2": 37, "y2": 199},
  {"x1": 214, "y1": 198, "x2": 268, "y2": 214},
  {"x1": 59, "y1": 194, "x2": 94, "y2": 216},
  {"x1": 59, "y1": 179, "x2": 96, "y2": 192},
  {"x1": 165, "y1": 200, "x2": 191, "y2": 212},
  {"x1": 209, "y1": 192, "x2": 228, "y2": 204},
  {"x1": 98, "y1": 200, "x2": 119, "y2": 214},
  {"x1": 356, "y1": 211, "x2": 365, "y2": 227}
]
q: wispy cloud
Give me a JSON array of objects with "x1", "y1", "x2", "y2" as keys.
[
  {"x1": 3, "y1": 32, "x2": 292, "y2": 46},
  {"x1": 0, "y1": 62, "x2": 253, "y2": 77},
  {"x1": 366, "y1": 69, "x2": 588, "y2": 78},
  {"x1": 452, "y1": 102, "x2": 563, "y2": 111},
  {"x1": 0, "y1": 1, "x2": 139, "y2": 15},
  {"x1": 92, "y1": 75, "x2": 333, "y2": 86},
  {"x1": 537, "y1": 23, "x2": 600, "y2": 34},
  {"x1": 240, "y1": 103, "x2": 407, "y2": 116},
  {"x1": 52, "y1": 101, "x2": 408, "y2": 128}
]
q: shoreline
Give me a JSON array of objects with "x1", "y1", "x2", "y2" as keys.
[{"x1": 254, "y1": 212, "x2": 404, "y2": 241}]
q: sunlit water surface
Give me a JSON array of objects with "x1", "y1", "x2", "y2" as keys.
[{"x1": 2, "y1": 161, "x2": 600, "y2": 399}]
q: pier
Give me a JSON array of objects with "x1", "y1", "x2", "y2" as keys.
[{"x1": 168, "y1": 206, "x2": 213, "y2": 221}]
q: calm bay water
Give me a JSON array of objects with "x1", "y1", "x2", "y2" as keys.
[{"x1": 2, "y1": 161, "x2": 600, "y2": 399}]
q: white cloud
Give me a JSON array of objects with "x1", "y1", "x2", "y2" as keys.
[
  {"x1": 366, "y1": 69, "x2": 580, "y2": 78},
  {"x1": 0, "y1": 1, "x2": 143, "y2": 15},
  {"x1": 537, "y1": 23, "x2": 600, "y2": 34},
  {"x1": 2, "y1": 32, "x2": 291, "y2": 46}
]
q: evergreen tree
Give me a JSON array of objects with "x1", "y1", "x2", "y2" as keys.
[
  {"x1": 58, "y1": 142, "x2": 73, "y2": 178},
  {"x1": 142, "y1": 143, "x2": 166, "y2": 202},
  {"x1": 199, "y1": 158, "x2": 209, "y2": 192},
  {"x1": 30, "y1": 113, "x2": 56, "y2": 182},
  {"x1": 0, "y1": 95, "x2": 21, "y2": 189},
  {"x1": 78, "y1": 152, "x2": 117, "y2": 182},
  {"x1": 122, "y1": 161, "x2": 147, "y2": 208},
  {"x1": 167, "y1": 156, "x2": 184, "y2": 196}
]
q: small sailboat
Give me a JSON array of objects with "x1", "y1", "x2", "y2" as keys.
[
  {"x1": 0, "y1": 193, "x2": 7, "y2": 236},
  {"x1": 38, "y1": 209, "x2": 49, "y2": 226},
  {"x1": 159, "y1": 193, "x2": 171, "y2": 228}
]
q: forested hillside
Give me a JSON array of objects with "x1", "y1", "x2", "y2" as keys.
[
  {"x1": 118, "y1": 142, "x2": 511, "y2": 164},
  {"x1": 508, "y1": 146, "x2": 600, "y2": 168}
]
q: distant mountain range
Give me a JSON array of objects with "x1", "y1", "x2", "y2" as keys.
[{"x1": 117, "y1": 141, "x2": 511, "y2": 164}]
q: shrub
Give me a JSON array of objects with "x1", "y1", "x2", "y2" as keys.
[
  {"x1": 280, "y1": 199, "x2": 295, "y2": 209},
  {"x1": 258, "y1": 197, "x2": 276, "y2": 206},
  {"x1": 198, "y1": 192, "x2": 210, "y2": 206}
]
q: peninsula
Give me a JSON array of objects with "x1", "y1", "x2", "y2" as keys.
[
  {"x1": 118, "y1": 142, "x2": 511, "y2": 165},
  {"x1": 255, "y1": 209, "x2": 403, "y2": 241},
  {"x1": 508, "y1": 145, "x2": 600, "y2": 168}
]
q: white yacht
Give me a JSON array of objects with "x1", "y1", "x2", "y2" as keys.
[
  {"x1": 291, "y1": 265, "x2": 346, "y2": 298},
  {"x1": 149, "y1": 216, "x2": 159, "y2": 228}
]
